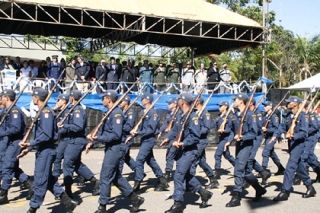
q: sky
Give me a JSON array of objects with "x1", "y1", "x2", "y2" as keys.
[{"x1": 268, "y1": 0, "x2": 320, "y2": 37}]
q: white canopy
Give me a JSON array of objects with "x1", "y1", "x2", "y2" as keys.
[{"x1": 287, "y1": 73, "x2": 320, "y2": 91}]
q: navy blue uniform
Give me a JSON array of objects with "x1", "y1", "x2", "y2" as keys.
[
  {"x1": 47, "y1": 62, "x2": 63, "y2": 92},
  {"x1": 0, "y1": 110, "x2": 9, "y2": 181},
  {"x1": 95, "y1": 107, "x2": 133, "y2": 205},
  {"x1": 27, "y1": 106, "x2": 64, "y2": 208},
  {"x1": 273, "y1": 112, "x2": 312, "y2": 191},
  {"x1": 62, "y1": 104, "x2": 95, "y2": 185},
  {"x1": 119, "y1": 108, "x2": 138, "y2": 173},
  {"x1": 135, "y1": 108, "x2": 163, "y2": 181},
  {"x1": 0, "y1": 106, "x2": 29, "y2": 191},
  {"x1": 165, "y1": 111, "x2": 201, "y2": 201},
  {"x1": 211, "y1": 112, "x2": 235, "y2": 169}
]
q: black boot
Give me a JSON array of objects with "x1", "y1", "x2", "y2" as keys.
[
  {"x1": 26, "y1": 207, "x2": 37, "y2": 213},
  {"x1": 164, "y1": 171, "x2": 171, "y2": 183},
  {"x1": 260, "y1": 168, "x2": 271, "y2": 185},
  {"x1": 60, "y1": 192, "x2": 78, "y2": 213},
  {"x1": 256, "y1": 167, "x2": 266, "y2": 178},
  {"x1": 226, "y1": 191, "x2": 241, "y2": 207},
  {"x1": 129, "y1": 192, "x2": 145, "y2": 212},
  {"x1": 213, "y1": 169, "x2": 221, "y2": 180},
  {"x1": 293, "y1": 174, "x2": 301, "y2": 185},
  {"x1": 0, "y1": 189, "x2": 8, "y2": 205},
  {"x1": 155, "y1": 176, "x2": 169, "y2": 191},
  {"x1": 65, "y1": 184, "x2": 73, "y2": 199},
  {"x1": 90, "y1": 177, "x2": 100, "y2": 196},
  {"x1": 314, "y1": 167, "x2": 320, "y2": 183},
  {"x1": 242, "y1": 179, "x2": 250, "y2": 189},
  {"x1": 252, "y1": 183, "x2": 267, "y2": 202},
  {"x1": 302, "y1": 184, "x2": 317, "y2": 198},
  {"x1": 198, "y1": 187, "x2": 213, "y2": 208},
  {"x1": 274, "y1": 163, "x2": 285, "y2": 176},
  {"x1": 24, "y1": 179, "x2": 34, "y2": 200},
  {"x1": 273, "y1": 189, "x2": 289, "y2": 201},
  {"x1": 205, "y1": 175, "x2": 219, "y2": 189},
  {"x1": 165, "y1": 201, "x2": 183, "y2": 213},
  {"x1": 20, "y1": 176, "x2": 30, "y2": 190},
  {"x1": 77, "y1": 175, "x2": 86, "y2": 186},
  {"x1": 94, "y1": 204, "x2": 107, "y2": 213},
  {"x1": 133, "y1": 181, "x2": 141, "y2": 192}
]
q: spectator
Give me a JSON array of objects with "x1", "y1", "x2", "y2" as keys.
[
  {"x1": 106, "y1": 56, "x2": 120, "y2": 90},
  {"x1": 65, "y1": 58, "x2": 76, "y2": 94},
  {"x1": 116, "y1": 58, "x2": 122, "y2": 75},
  {"x1": 219, "y1": 63, "x2": 232, "y2": 94},
  {"x1": 38, "y1": 60, "x2": 47, "y2": 79},
  {"x1": 95, "y1": 59, "x2": 107, "y2": 94},
  {"x1": 194, "y1": 63, "x2": 207, "y2": 93},
  {"x1": 3, "y1": 57, "x2": 14, "y2": 70},
  {"x1": 139, "y1": 60, "x2": 153, "y2": 93},
  {"x1": 181, "y1": 61, "x2": 195, "y2": 92},
  {"x1": 60, "y1": 58, "x2": 66, "y2": 69},
  {"x1": 166, "y1": 61, "x2": 180, "y2": 94},
  {"x1": 89, "y1": 61, "x2": 96, "y2": 81},
  {"x1": 75, "y1": 55, "x2": 90, "y2": 92},
  {"x1": 0, "y1": 56, "x2": 4, "y2": 71},
  {"x1": 46, "y1": 56, "x2": 51, "y2": 66},
  {"x1": 13, "y1": 56, "x2": 22, "y2": 77},
  {"x1": 20, "y1": 60, "x2": 31, "y2": 77},
  {"x1": 120, "y1": 61, "x2": 135, "y2": 92},
  {"x1": 153, "y1": 60, "x2": 166, "y2": 92},
  {"x1": 47, "y1": 55, "x2": 63, "y2": 93},
  {"x1": 28, "y1": 60, "x2": 38, "y2": 77},
  {"x1": 207, "y1": 62, "x2": 220, "y2": 93}
]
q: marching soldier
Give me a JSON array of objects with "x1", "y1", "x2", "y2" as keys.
[
  {"x1": 0, "y1": 89, "x2": 33, "y2": 204},
  {"x1": 129, "y1": 93, "x2": 169, "y2": 192},
  {"x1": 211, "y1": 101, "x2": 236, "y2": 179},
  {"x1": 18, "y1": 88, "x2": 77, "y2": 213},
  {"x1": 166, "y1": 61, "x2": 180, "y2": 94},
  {"x1": 272, "y1": 96, "x2": 316, "y2": 201},
  {"x1": 86, "y1": 90, "x2": 144, "y2": 213},
  {"x1": 161, "y1": 93, "x2": 212, "y2": 213},
  {"x1": 47, "y1": 55, "x2": 63, "y2": 93},
  {"x1": 226, "y1": 93, "x2": 266, "y2": 207},
  {"x1": 153, "y1": 60, "x2": 167, "y2": 91},
  {"x1": 0, "y1": 93, "x2": 9, "y2": 186},
  {"x1": 58, "y1": 90, "x2": 99, "y2": 198}
]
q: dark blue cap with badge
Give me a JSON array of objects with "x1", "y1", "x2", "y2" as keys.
[
  {"x1": 219, "y1": 101, "x2": 229, "y2": 107},
  {"x1": 178, "y1": 93, "x2": 193, "y2": 104},
  {"x1": 233, "y1": 93, "x2": 248, "y2": 102},
  {"x1": 166, "y1": 97, "x2": 177, "y2": 104},
  {"x1": 100, "y1": 90, "x2": 118, "y2": 99},
  {"x1": 140, "y1": 92, "x2": 153, "y2": 102},
  {"x1": 262, "y1": 101, "x2": 273, "y2": 107},
  {"x1": 251, "y1": 98, "x2": 256, "y2": 105},
  {"x1": 285, "y1": 96, "x2": 301, "y2": 103},
  {"x1": 3, "y1": 89, "x2": 16, "y2": 99},
  {"x1": 198, "y1": 96, "x2": 204, "y2": 104},
  {"x1": 70, "y1": 90, "x2": 82, "y2": 100},
  {"x1": 32, "y1": 88, "x2": 48, "y2": 99},
  {"x1": 123, "y1": 95, "x2": 130, "y2": 102},
  {"x1": 55, "y1": 94, "x2": 69, "y2": 101}
]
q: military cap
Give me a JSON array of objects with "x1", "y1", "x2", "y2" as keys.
[
  {"x1": 166, "y1": 98, "x2": 177, "y2": 104},
  {"x1": 3, "y1": 89, "x2": 16, "y2": 99},
  {"x1": 262, "y1": 101, "x2": 273, "y2": 107},
  {"x1": 143, "y1": 60, "x2": 149, "y2": 64},
  {"x1": 52, "y1": 55, "x2": 58, "y2": 59},
  {"x1": 70, "y1": 90, "x2": 82, "y2": 100},
  {"x1": 123, "y1": 95, "x2": 130, "y2": 102},
  {"x1": 55, "y1": 94, "x2": 69, "y2": 101},
  {"x1": 32, "y1": 88, "x2": 48, "y2": 99},
  {"x1": 178, "y1": 93, "x2": 193, "y2": 104},
  {"x1": 285, "y1": 96, "x2": 301, "y2": 104},
  {"x1": 219, "y1": 101, "x2": 229, "y2": 107},
  {"x1": 233, "y1": 93, "x2": 249, "y2": 102},
  {"x1": 140, "y1": 92, "x2": 153, "y2": 102},
  {"x1": 100, "y1": 90, "x2": 118, "y2": 99}
]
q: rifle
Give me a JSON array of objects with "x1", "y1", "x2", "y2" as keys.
[
  {"x1": 306, "y1": 90, "x2": 319, "y2": 113},
  {"x1": 218, "y1": 103, "x2": 234, "y2": 131},
  {"x1": 235, "y1": 84, "x2": 258, "y2": 137},
  {"x1": 174, "y1": 88, "x2": 204, "y2": 143},
  {"x1": 197, "y1": 90, "x2": 214, "y2": 118},
  {"x1": 263, "y1": 91, "x2": 290, "y2": 129},
  {"x1": 21, "y1": 70, "x2": 65, "y2": 144},
  {"x1": 125, "y1": 92, "x2": 165, "y2": 143},
  {"x1": 253, "y1": 85, "x2": 273, "y2": 112},
  {"x1": 0, "y1": 74, "x2": 35, "y2": 126},
  {"x1": 123, "y1": 95, "x2": 139, "y2": 114},
  {"x1": 89, "y1": 79, "x2": 139, "y2": 138},
  {"x1": 312, "y1": 100, "x2": 320, "y2": 113},
  {"x1": 165, "y1": 107, "x2": 179, "y2": 132},
  {"x1": 56, "y1": 75, "x2": 105, "y2": 122},
  {"x1": 286, "y1": 93, "x2": 310, "y2": 137}
]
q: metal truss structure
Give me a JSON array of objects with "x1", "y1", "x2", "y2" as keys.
[{"x1": 0, "y1": 0, "x2": 265, "y2": 56}]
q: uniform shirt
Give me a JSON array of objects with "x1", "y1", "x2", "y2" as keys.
[
  {"x1": 211, "y1": 112, "x2": 234, "y2": 141},
  {"x1": 264, "y1": 113, "x2": 280, "y2": 136},
  {"x1": 123, "y1": 108, "x2": 136, "y2": 136},
  {"x1": 0, "y1": 105, "x2": 26, "y2": 140},
  {"x1": 47, "y1": 62, "x2": 63, "y2": 79},
  {"x1": 273, "y1": 111, "x2": 308, "y2": 142},
  {"x1": 28, "y1": 105, "x2": 57, "y2": 151},
  {"x1": 56, "y1": 107, "x2": 69, "y2": 138},
  {"x1": 197, "y1": 109, "x2": 211, "y2": 139},
  {"x1": 96, "y1": 107, "x2": 123, "y2": 144},
  {"x1": 137, "y1": 108, "x2": 159, "y2": 138},
  {"x1": 233, "y1": 110, "x2": 257, "y2": 141},
  {"x1": 159, "y1": 110, "x2": 174, "y2": 133},
  {"x1": 166, "y1": 67, "x2": 180, "y2": 83},
  {"x1": 254, "y1": 110, "x2": 264, "y2": 135},
  {"x1": 62, "y1": 104, "x2": 86, "y2": 139},
  {"x1": 139, "y1": 66, "x2": 153, "y2": 83},
  {"x1": 181, "y1": 68, "x2": 195, "y2": 86},
  {"x1": 154, "y1": 67, "x2": 166, "y2": 83},
  {"x1": 307, "y1": 112, "x2": 318, "y2": 136}
]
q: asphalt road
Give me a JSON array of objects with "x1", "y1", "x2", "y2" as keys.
[{"x1": 1, "y1": 142, "x2": 320, "y2": 213}]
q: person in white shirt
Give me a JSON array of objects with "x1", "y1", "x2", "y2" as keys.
[
  {"x1": 20, "y1": 61, "x2": 31, "y2": 78},
  {"x1": 219, "y1": 63, "x2": 232, "y2": 94},
  {"x1": 181, "y1": 62, "x2": 195, "y2": 92},
  {"x1": 28, "y1": 60, "x2": 38, "y2": 77},
  {"x1": 194, "y1": 63, "x2": 207, "y2": 94}
]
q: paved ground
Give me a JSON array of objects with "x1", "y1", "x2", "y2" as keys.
[{"x1": 1, "y1": 142, "x2": 320, "y2": 213}]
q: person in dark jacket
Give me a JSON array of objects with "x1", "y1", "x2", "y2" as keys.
[
  {"x1": 75, "y1": 55, "x2": 90, "y2": 92},
  {"x1": 120, "y1": 61, "x2": 136, "y2": 92},
  {"x1": 95, "y1": 59, "x2": 107, "y2": 94},
  {"x1": 207, "y1": 62, "x2": 220, "y2": 92}
]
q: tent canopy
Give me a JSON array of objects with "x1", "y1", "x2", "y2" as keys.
[
  {"x1": 0, "y1": 0, "x2": 264, "y2": 55},
  {"x1": 287, "y1": 73, "x2": 320, "y2": 91}
]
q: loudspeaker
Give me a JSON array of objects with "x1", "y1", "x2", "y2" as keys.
[{"x1": 270, "y1": 89, "x2": 289, "y2": 105}]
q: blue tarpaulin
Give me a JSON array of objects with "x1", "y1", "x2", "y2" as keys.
[{"x1": 15, "y1": 92, "x2": 266, "y2": 112}]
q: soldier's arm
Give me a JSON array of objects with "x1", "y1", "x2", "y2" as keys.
[
  {"x1": 63, "y1": 108, "x2": 85, "y2": 132},
  {"x1": 183, "y1": 116, "x2": 201, "y2": 146},
  {"x1": 123, "y1": 111, "x2": 136, "y2": 133},
  {"x1": 0, "y1": 110, "x2": 22, "y2": 137},
  {"x1": 97, "y1": 113, "x2": 123, "y2": 143},
  {"x1": 242, "y1": 113, "x2": 258, "y2": 141},
  {"x1": 293, "y1": 114, "x2": 308, "y2": 140}
]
